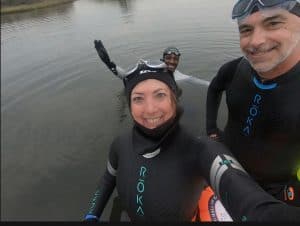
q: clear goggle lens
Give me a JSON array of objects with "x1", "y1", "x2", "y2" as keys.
[
  {"x1": 124, "y1": 59, "x2": 167, "y2": 78},
  {"x1": 164, "y1": 50, "x2": 180, "y2": 56}
]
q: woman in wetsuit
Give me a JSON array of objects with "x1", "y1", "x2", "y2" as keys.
[{"x1": 84, "y1": 60, "x2": 300, "y2": 222}]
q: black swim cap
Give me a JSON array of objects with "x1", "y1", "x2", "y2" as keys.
[
  {"x1": 233, "y1": 0, "x2": 300, "y2": 20},
  {"x1": 290, "y1": 2, "x2": 300, "y2": 16},
  {"x1": 123, "y1": 60, "x2": 179, "y2": 103}
]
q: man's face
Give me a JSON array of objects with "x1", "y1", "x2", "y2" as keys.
[
  {"x1": 163, "y1": 54, "x2": 179, "y2": 72},
  {"x1": 238, "y1": 8, "x2": 300, "y2": 77}
]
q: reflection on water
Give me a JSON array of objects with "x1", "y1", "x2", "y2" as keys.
[
  {"x1": 117, "y1": 0, "x2": 134, "y2": 23},
  {"x1": 1, "y1": 1, "x2": 75, "y2": 25},
  {"x1": 1, "y1": 0, "x2": 240, "y2": 221},
  {"x1": 115, "y1": 0, "x2": 134, "y2": 14},
  {"x1": 89, "y1": 0, "x2": 135, "y2": 23}
]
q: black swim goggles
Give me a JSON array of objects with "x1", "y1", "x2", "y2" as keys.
[
  {"x1": 124, "y1": 59, "x2": 168, "y2": 81},
  {"x1": 123, "y1": 59, "x2": 178, "y2": 98},
  {"x1": 163, "y1": 47, "x2": 181, "y2": 57},
  {"x1": 232, "y1": 0, "x2": 300, "y2": 19}
]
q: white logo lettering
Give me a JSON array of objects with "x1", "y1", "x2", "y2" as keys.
[{"x1": 139, "y1": 70, "x2": 157, "y2": 75}]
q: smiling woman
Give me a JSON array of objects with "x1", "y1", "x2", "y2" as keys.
[
  {"x1": 1, "y1": 0, "x2": 75, "y2": 14},
  {"x1": 130, "y1": 79, "x2": 177, "y2": 129}
]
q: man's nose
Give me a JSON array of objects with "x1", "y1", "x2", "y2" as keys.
[
  {"x1": 249, "y1": 27, "x2": 267, "y2": 48},
  {"x1": 169, "y1": 58, "x2": 176, "y2": 63}
]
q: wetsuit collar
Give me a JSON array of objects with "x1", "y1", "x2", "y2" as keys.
[
  {"x1": 132, "y1": 107, "x2": 183, "y2": 156},
  {"x1": 252, "y1": 61, "x2": 300, "y2": 88}
]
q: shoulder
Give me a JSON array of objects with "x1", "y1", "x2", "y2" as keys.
[
  {"x1": 186, "y1": 134, "x2": 230, "y2": 157},
  {"x1": 209, "y1": 57, "x2": 244, "y2": 88},
  {"x1": 177, "y1": 127, "x2": 215, "y2": 149},
  {"x1": 189, "y1": 136, "x2": 233, "y2": 168},
  {"x1": 189, "y1": 134, "x2": 218, "y2": 148},
  {"x1": 110, "y1": 128, "x2": 132, "y2": 150},
  {"x1": 217, "y1": 57, "x2": 243, "y2": 75},
  {"x1": 174, "y1": 70, "x2": 190, "y2": 80}
]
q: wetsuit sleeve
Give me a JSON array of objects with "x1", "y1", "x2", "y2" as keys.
[
  {"x1": 196, "y1": 138, "x2": 300, "y2": 222},
  {"x1": 84, "y1": 141, "x2": 119, "y2": 221},
  {"x1": 94, "y1": 40, "x2": 126, "y2": 80},
  {"x1": 115, "y1": 65, "x2": 126, "y2": 79},
  {"x1": 217, "y1": 160, "x2": 300, "y2": 222},
  {"x1": 206, "y1": 57, "x2": 242, "y2": 135}
]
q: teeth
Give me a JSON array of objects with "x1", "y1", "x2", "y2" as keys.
[
  {"x1": 145, "y1": 117, "x2": 161, "y2": 125},
  {"x1": 249, "y1": 46, "x2": 275, "y2": 55}
]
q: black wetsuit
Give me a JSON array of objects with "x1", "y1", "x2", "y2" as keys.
[
  {"x1": 206, "y1": 58, "x2": 300, "y2": 206},
  {"x1": 85, "y1": 119, "x2": 300, "y2": 221},
  {"x1": 85, "y1": 122, "x2": 207, "y2": 222}
]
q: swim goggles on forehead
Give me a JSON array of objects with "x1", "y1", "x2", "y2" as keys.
[
  {"x1": 163, "y1": 47, "x2": 181, "y2": 57},
  {"x1": 124, "y1": 59, "x2": 167, "y2": 79},
  {"x1": 232, "y1": 0, "x2": 300, "y2": 19}
]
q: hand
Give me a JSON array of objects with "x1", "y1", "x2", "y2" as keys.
[
  {"x1": 209, "y1": 133, "x2": 220, "y2": 142},
  {"x1": 94, "y1": 40, "x2": 111, "y2": 65},
  {"x1": 94, "y1": 40, "x2": 117, "y2": 75},
  {"x1": 83, "y1": 214, "x2": 99, "y2": 222}
]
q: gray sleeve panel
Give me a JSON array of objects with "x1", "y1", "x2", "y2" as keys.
[
  {"x1": 116, "y1": 66, "x2": 126, "y2": 79},
  {"x1": 107, "y1": 160, "x2": 117, "y2": 176},
  {"x1": 210, "y1": 154, "x2": 248, "y2": 197},
  {"x1": 223, "y1": 154, "x2": 247, "y2": 174},
  {"x1": 210, "y1": 155, "x2": 223, "y2": 192},
  {"x1": 215, "y1": 164, "x2": 229, "y2": 198}
]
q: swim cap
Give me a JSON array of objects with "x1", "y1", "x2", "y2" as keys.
[
  {"x1": 232, "y1": 0, "x2": 300, "y2": 20},
  {"x1": 290, "y1": 2, "x2": 300, "y2": 16},
  {"x1": 123, "y1": 60, "x2": 179, "y2": 103},
  {"x1": 163, "y1": 47, "x2": 181, "y2": 57}
]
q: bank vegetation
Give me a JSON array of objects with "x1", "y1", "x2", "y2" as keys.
[{"x1": 1, "y1": 0, "x2": 76, "y2": 14}]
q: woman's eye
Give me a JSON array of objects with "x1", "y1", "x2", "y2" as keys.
[
  {"x1": 156, "y1": 92, "x2": 167, "y2": 99},
  {"x1": 132, "y1": 96, "x2": 143, "y2": 103}
]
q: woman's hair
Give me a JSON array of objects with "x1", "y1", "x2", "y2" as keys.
[{"x1": 170, "y1": 88, "x2": 179, "y2": 116}]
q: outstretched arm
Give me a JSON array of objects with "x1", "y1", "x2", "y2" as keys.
[
  {"x1": 197, "y1": 139, "x2": 300, "y2": 222},
  {"x1": 94, "y1": 40, "x2": 126, "y2": 79}
]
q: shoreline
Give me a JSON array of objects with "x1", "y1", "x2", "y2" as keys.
[{"x1": 1, "y1": 0, "x2": 76, "y2": 14}]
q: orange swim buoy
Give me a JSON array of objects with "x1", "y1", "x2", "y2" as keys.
[{"x1": 198, "y1": 186, "x2": 232, "y2": 222}]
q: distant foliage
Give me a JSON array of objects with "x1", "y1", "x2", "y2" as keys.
[{"x1": 1, "y1": 0, "x2": 57, "y2": 6}]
